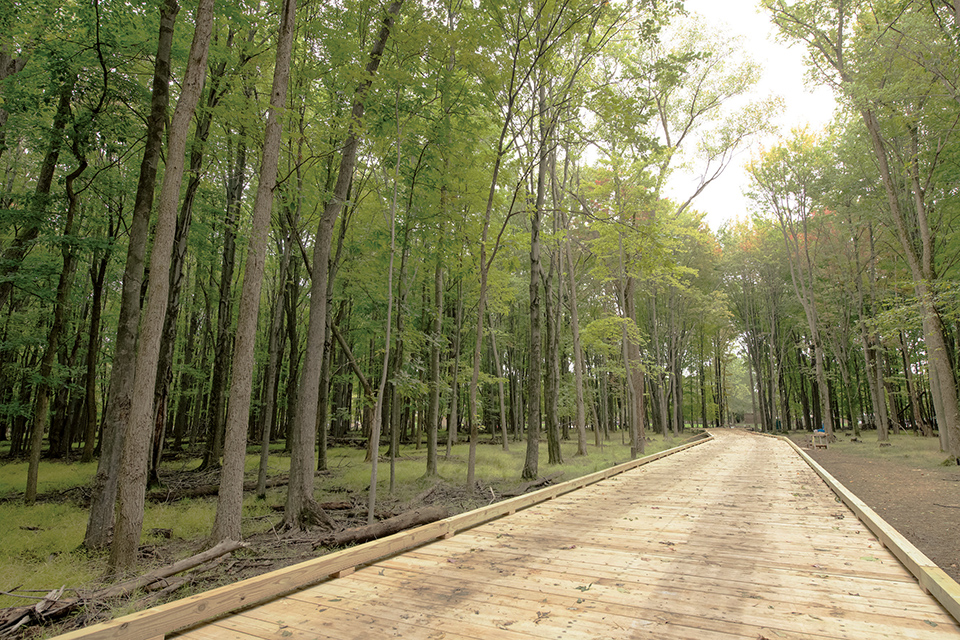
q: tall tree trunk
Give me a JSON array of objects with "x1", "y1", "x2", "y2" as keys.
[
  {"x1": 445, "y1": 290, "x2": 461, "y2": 457},
  {"x1": 80, "y1": 246, "x2": 110, "y2": 463},
  {"x1": 153, "y1": 42, "x2": 236, "y2": 481},
  {"x1": 387, "y1": 226, "x2": 408, "y2": 494},
  {"x1": 368, "y1": 140, "x2": 401, "y2": 523},
  {"x1": 620, "y1": 240, "x2": 644, "y2": 457},
  {"x1": 521, "y1": 79, "x2": 549, "y2": 480},
  {"x1": 256, "y1": 238, "x2": 289, "y2": 498},
  {"x1": 211, "y1": 0, "x2": 297, "y2": 544},
  {"x1": 563, "y1": 213, "x2": 589, "y2": 453},
  {"x1": 285, "y1": 1, "x2": 402, "y2": 529},
  {"x1": 521, "y1": 82, "x2": 549, "y2": 481},
  {"x1": 25, "y1": 155, "x2": 84, "y2": 504},
  {"x1": 425, "y1": 229, "x2": 443, "y2": 475},
  {"x1": 283, "y1": 260, "x2": 300, "y2": 450},
  {"x1": 488, "y1": 313, "x2": 509, "y2": 451},
  {"x1": 109, "y1": 0, "x2": 215, "y2": 572},
  {"x1": 85, "y1": 0, "x2": 178, "y2": 551},
  {"x1": 203, "y1": 131, "x2": 246, "y2": 469},
  {"x1": 861, "y1": 101, "x2": 960, "y2": 459},
  {"x1": 543, "y1": 248, "x2": 562, "y2": 465}
]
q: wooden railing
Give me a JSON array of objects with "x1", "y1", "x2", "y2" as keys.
[{"x1": 779, "y1": 435, "x2": 960, "y2": 624}]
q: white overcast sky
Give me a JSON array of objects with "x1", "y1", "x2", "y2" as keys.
[{"x1": 669, "y1": 0, "x2": 838, "y2": 230}]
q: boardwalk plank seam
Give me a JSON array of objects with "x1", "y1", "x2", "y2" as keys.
[
  {"x1": 775, "y1": 432, "x2": 960, "y2": 623},
  {"x1": 51, "y1": 435, "x2": 712, "y2": 640}
]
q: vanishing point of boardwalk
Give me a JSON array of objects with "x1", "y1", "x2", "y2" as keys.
[{"x1": 165, "y1": 430, "x2": 960, "y2": 640}]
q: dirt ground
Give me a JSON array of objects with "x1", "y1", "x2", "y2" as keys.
[{"x1": 789, "y1": 432, "x2": 960, "y2": 584}]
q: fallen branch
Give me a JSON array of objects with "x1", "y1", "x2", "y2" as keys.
[
  {"x1": 314, "y1": 506, "x2": 449, "y2": 549},
  {"x1": 0, "y1": 540, "x2": 247, "y2": 636},
  {"x1": 95, "y1": 539, "x2": 247, "y2": 599},
  {"x1": 501, "y1": 471, "x2": 563, "y2": 498},
  {"x1": 0, "y1": 587, "x2": 65, "y2": 637},
  {"x1": 147, "y1": 476, "x2": 288, "y2": 502}
]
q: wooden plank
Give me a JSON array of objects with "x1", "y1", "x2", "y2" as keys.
[
  {"x1": 391, "y1": 543, "x2": 947, "y2": 611},
  {"x1": 336, "y1": 560, "x2": 960, "y2": 639},
  {"x1": 367, "y1": 553, "x2": 956, "y2": 625},
  {"x1": 780, "y1": 434, "x2": 960, "y2": 623},
  {"x1": 52, "y1": 436, "x2": 713, "y2": 640},
  {"x1": 225, "y1": 588, "x2": 535, "y2": 640},
  {"x1": 230, "y1": 430, "x2": 955, "y2": 639}
]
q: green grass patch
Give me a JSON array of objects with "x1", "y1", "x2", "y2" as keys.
[
  {"x1": 0, "y1": 459, "x2": 98, "y2": 499},
  {"x1": 0, "y1": 501, "x2": 105, "y2": 608},
  {"x1": 796, "y1": 429, "x2": 950, "y2": 470}
]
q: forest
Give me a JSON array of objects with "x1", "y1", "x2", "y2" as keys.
[{"x1": 1, "y1": 0, "x2": 959, "y2": 579}]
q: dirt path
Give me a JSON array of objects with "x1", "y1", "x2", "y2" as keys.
[{"x1": 791, "y1": 433, "x2": 960, "y2": 584}]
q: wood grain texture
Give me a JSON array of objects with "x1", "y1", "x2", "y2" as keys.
[
  {"x1": 52, "y1": 437, "x2": 711, "y2": 640},
  {"x1": 158, "y1": 429, "x2": 959, "y2": 639}
]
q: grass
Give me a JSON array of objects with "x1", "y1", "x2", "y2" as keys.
[
  {"x1": 0, "y1": 458, "x2": 99, "y2": 499},
  {"x1": 792, "y1": 428, "x2": 952, "y2": 471},
  {"x1": 0, "y1": 429, "x2": 699, "y2": 611},
  {"x1": 0, "y1": 501, "x2": 106, "y2": 607}
]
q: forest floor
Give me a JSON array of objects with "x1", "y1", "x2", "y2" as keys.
[{"x1": 788, "y1": 429, "x2": 960, "y2": 583}]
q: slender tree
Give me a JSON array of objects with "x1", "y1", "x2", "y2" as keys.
[{"x1": 109, "y1": 0, "x2": 216, "y2": 572}]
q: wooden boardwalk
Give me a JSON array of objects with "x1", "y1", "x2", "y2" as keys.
[{"x1": 160, "y1": 430, "x2": 959, "y2": 640}]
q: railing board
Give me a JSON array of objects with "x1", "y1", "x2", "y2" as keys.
[{"x1": 781, "y1": 434, "x2": 960, "y2": 623}]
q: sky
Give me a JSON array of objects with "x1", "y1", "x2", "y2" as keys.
[{"x1": 668, "y1": 0, "x2": 838, "y2": 230}]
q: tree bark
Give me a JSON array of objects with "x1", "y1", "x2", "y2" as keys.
[
  {"x1": 314, "y1": 506, "x2": 448, "y2": 548},
  {"x1": 543, "y1": 249, "x2": 562, "y2": 465},
  {"x1": 285, "y1": 0, "x2": 403, "y2": 530},
  {"x1": 563, "y1": 211, "x2": 589, "y2": 453},
  {"x1": 154, "y1": 38, "x2": 237, "y2": 480},
  {"x1": 110, "y1": 0, "x2": 215, "y2": 572},
  {"x1": 257, "y1": 229, "x2": 292, "y2": 498},
  {"x1": 488, "y1": 314, "x2": 509, "y2": 451},
  {"x1": 80, "y1": 249, "x2": 109, "y2": 463},
  {"x1": 425, "y1": 232, "x2": 443, "y2": 475},
  {"x1": 211, "y1": 0, "x2": 297, "y2": 544},
  {"x1": 85, "y1": 0, "x2": 179, "y2": 551}
]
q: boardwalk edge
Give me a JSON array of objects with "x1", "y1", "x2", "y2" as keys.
[
  {"x1": 53, "y1": 432, "x2": 713, "y2": 640},
  {"x1": 777, "y1": 433, "x2": 960, "y2": 624}
]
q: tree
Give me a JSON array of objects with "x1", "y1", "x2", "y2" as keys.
[
  {"x1": 285, "y1": 0, "x2": 403, "y2": 530},
  {"x1": 747, "y1": 130, "x2": 836, "y2": 439},
  {"x1": 211, "y1": 0, "x2": 298, "y2": 544},
  {"x1": 84, "y1": 0, "x2": 179, "y2": 551},
  {"x1": 766, "y1": 0, "x2": 960, "y2": 459},
  {"x1": 110, "y1": 0, "x2": 217, "y2": 572}
]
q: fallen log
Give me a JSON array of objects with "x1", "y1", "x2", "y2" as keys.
[
  {"x1": 0, "y1": 540, "x2": 246, "y2": 636},
  {"x1": 269, "y1": 500, "x2": 353, "y2": 512},
  {"x1": 95, "y1": 539, "x2": 247, "y2": 599},
  {"x1": 0, "y1": 587, "x2": 66, "y2": 637},
  {"x1": 314, "y1": 506, "x2": 449, "y2": 549},
  {"x1": 146, "y1": 476, "x2": 288, "y2": 502},
  {"x1": 501, "y1": 471, "x2": 563, "y2": 498}
]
